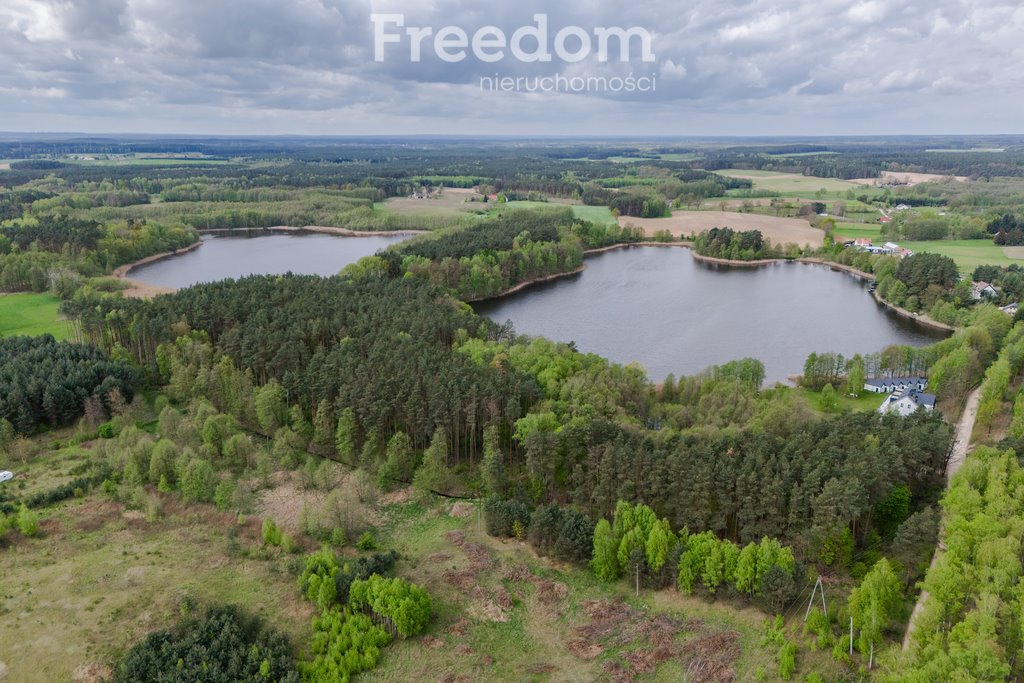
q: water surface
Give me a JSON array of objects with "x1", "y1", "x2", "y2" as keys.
[
  {"x1": 128, "y1": 231, "x2": 408, "y2": 288},
  {"x1": 474, "y1": 246, "x2": 947, "y2": 384}
]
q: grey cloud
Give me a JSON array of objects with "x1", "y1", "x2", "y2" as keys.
[{"x1": 0, "y1": 0, "x2": 1022, "y2": 134}]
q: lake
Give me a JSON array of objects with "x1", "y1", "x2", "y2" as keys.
[
  {"x1": 473, "y1": 246, "x2": 948, "y2": 384},
  {"x1": 127, "y1": 231, "x2": 409, "y2": 289}
]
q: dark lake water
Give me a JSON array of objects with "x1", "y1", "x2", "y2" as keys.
[
  {"x1": 128, "y1": 231, "x2": 409, "y2": 288},
  {"x1": 473, "y1": 246, "x2": 948, "y2": 384}
]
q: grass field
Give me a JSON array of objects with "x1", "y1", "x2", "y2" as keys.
[
  {"x1": 2, "y1": 426, "x2": 847, "y2": 683},
  {"x1": 0, "y1": 293, "x2": 72, "y2": 340},
  {"x1": 380, "y1": 188, "x2": 486, "y2": 217},
  {"x1": 899, "y1": 239, "x2": 1024, "y2": 273},
  {"x1": 714, "y1": 169, "x2": 871, "y2": 200},
  {"x1": 502, "y1": 201, "x2": 616, "y2": 225},
  {"x1": 832, "y1": 223, "x2": 884, "y2": 241},
  {"x1": 365, "y1": 497, "x2": 843, "y2": 682},
  {"x1": 795, "y1": 386, "x2": 885, "y2": 414},
  {"x1": 0, "y1": 487, "x2": 313, "y2": 682}
]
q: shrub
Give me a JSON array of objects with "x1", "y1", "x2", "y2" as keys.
[
  {"x1": 112, "y1": 605, "x2": 298, "y2": 682},
  {"x1": 356, "y1": 531, "x2": 377, "y2": 551},
  {"x1": 349, "y1": 575, "x2": 432, "y2": 638},
  {"x1": 262, "y1": 518, "x2": 283, "y2": 546},
  {"x1": 484, "y1": 498, "x2": 531, "y2": 537}
]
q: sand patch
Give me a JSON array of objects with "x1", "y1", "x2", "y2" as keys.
[{"x1": 619, "y1": 210, "x2": 823, "y2": 248}]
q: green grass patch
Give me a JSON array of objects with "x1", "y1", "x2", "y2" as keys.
[
  {"x1": 794, "y1": 386, "x2": 884, "y2": 415},
  {"x1": 499, "y1": 201, "x2": 615, "y2": 225},
  {"x1": 899, "y1": 239, "x2": 1024, "y2": 273},
  {"x1": 714, "y1": 169, "x2": 865, "y2": 198},
  {"x1": 832, "y1": 223, "x2": 884, "y2": 241},
  {"x1": 0, "y1": 292, "x2": 73, "y2": 340}
]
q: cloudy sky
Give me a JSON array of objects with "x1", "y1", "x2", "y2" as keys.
[{"x1": 1, "y1": 0, "x2": 1022, "y2": 136}]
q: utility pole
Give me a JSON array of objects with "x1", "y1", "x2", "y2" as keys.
[
  {"x1": 849, "y1": 617, "x2": 854, "y2": 657},
  {"x1": 635, "y1": 565, "x2": 639, "y2": 597},
  {"x1": 804, "y1": 576, "x2": 829, "y2": 622}
]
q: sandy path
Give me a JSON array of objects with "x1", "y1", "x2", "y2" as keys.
[
  {"x1": 618, "y1": 210, "x2": 823, "y2": 248},
  {"x1": 901, "y1": 385, "x2": 982, "y2": 651}
]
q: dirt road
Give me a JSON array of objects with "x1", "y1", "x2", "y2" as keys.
[{"x1": 901, "y1": 386, "x2": 982, "y2": 651}]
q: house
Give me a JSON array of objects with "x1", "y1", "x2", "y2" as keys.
[
  {"x1": 971, "y1": 281, "x2": 997, "y2": 300},
  {"x1": 879, "y1": 216, "x2": 892, "y2": 224},
  {"x1": 863, "y1": 376, "x2": 928, "y2": 394},
  {"x1": 853, "y1": 238, "x2": 873, "y2": 248},
  {"x1": 877, "y1": 388, "x2": 936, "y2": 416},
  {"x1": 1000, "y1": 302, "x2": 1019, "y2": 316},
  {"x1": 894, "y1": 203, "x2": 911, "y2": 212}
]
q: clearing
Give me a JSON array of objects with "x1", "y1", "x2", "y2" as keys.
[
  {"x1": 0, "y1": 292, "x2": 73, "y2": 340},
  {"x1": 381, "y1": 187, "x2": 486, "y2": 217},
  {"x1": 0, "y1": 495, "x2": 313, "y2": 682},
  {"x1": 618, "y1": 211, "x2": 824, "y2": 248}
]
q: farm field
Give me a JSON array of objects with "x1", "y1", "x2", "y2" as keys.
[
  {"x1": 899, "y1": 239, "x2": 1024, "y2": 273},
  {"x1": 714, "y1": 169, "x2": 862, "y2": 196},
  {"x1": 618, "y1": 210, "x2": 824, "y2": 248},
  {"x1": 0, "y1": 292, "x2": 72, "y2": 340},
  {"x1": 380, "y1": 187, "x2": 486, "y2": 217}
]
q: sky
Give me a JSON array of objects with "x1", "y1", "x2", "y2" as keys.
[{"x1": 1, "y1": 0, "x2": 1023, "y2": 136}]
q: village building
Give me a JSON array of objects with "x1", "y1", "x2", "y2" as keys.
[
  {"x1": 972, "y1": 281, "x2": 997, "y2": 300},
  {"x1": 863, "y1": 376, "x2": 928, "y2": 394},
  {"x1": 877, "y1": 388, "x2": 936, "y2": 416}
]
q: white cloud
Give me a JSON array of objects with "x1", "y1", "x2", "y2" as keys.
[{"x1": 660, "y1": 58, "x2": 686, "y2": 79}]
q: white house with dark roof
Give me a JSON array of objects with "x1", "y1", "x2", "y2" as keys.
[
  {"x1": 878, "y1": 388, "x2": 936, "y2": 416},
  {"x1": 863, "y1": 376, "x2": 928, "y2": 394},
  {"x1": 972, "y1": 281, "x2": 997, "y2": 300}
]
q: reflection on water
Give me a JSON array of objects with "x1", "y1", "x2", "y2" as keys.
[
  {"x1": 128, "y1": 231, "x2": 408, "y2": 289},
  {"x1": 474, "y1": 246, "x2": 948, "y2": 384}
]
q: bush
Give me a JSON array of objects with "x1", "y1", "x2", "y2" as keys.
[
  {"x1": 356, "y1": 531, "x2": 377, "y2": 551},
  {"x1": 112, "y1": 605, "x2": 299, "y2": 682},
  {"x1": 484, "y1": 498, "x2": 532, "y2": 537},
  {"x1": 349, "y1": 575, "x2": 432, "y2": 638},
  {"x1": 262, "y1": 518, "x2": 283, "y2": 546},
  {"x1": 302, "y1": 607, "x2": 391, "y2": 682},
  {"x1": 16, "y1": 504, "x2": 39, "y2": 537}
]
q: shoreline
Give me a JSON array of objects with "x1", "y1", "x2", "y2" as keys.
[
  {"x1": 111, "y1": 234, "x2": 958, "y2": 333},
  {"x1": 795, "y1": 258, "x2": 956, "y2": 333},
  {"x1": 466, "y1": 264, "x2": 587, "y2": 303},
  {"x1": 199, "y1": 225, "x2": 429, "y2": 237},
  {"x1": 113, "y1": 226, "x2": 426, "y2": 298}
]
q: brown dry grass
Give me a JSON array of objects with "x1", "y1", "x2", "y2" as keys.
[{"x1": 618, "y1": 210, "x2": 824, "y2": 247}]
